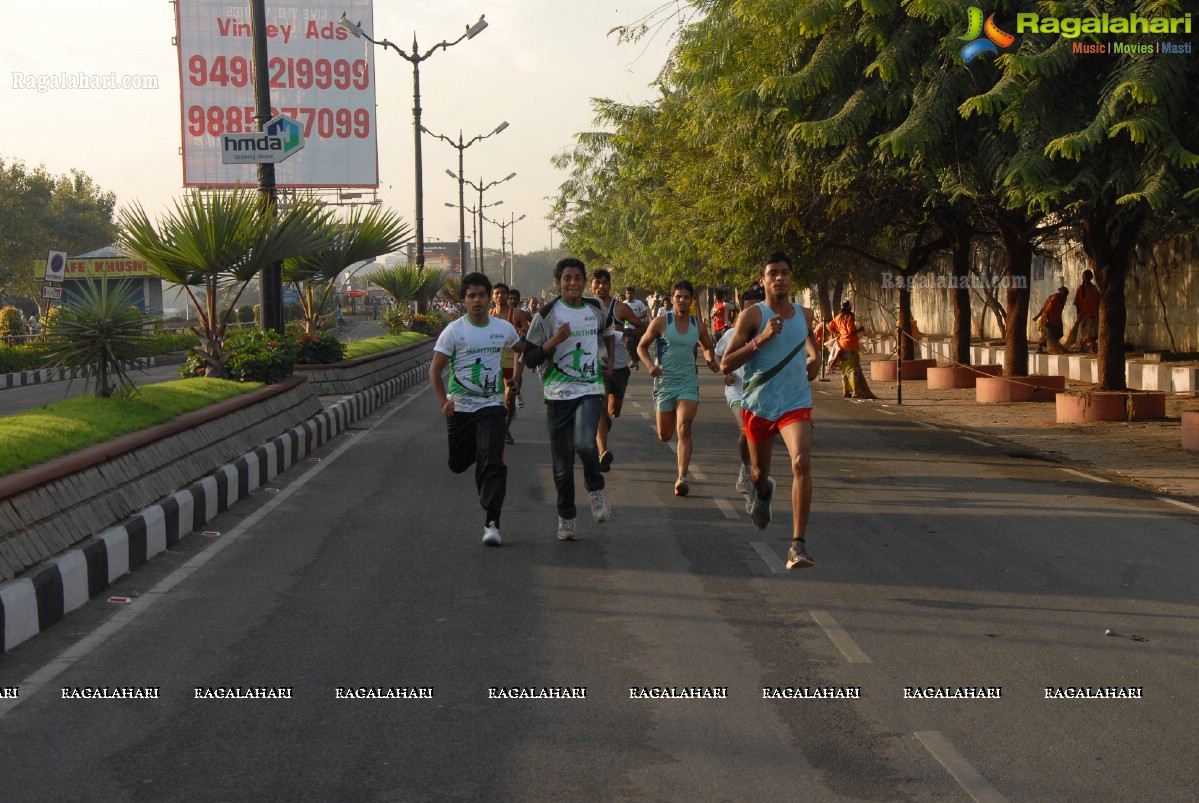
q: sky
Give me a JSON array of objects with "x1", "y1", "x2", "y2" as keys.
[{"x1": 1, "y1": 0, "x2": 690, "y2": 254}]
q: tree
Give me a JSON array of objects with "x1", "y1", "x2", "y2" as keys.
[
  {"x1": 283, "y1": 207, "x2": 411, "y2": 333},
  {"x1": 962, "y1": 0, "x2": 1199, "y2": 388},
  {"x1": 365, "y1": 264, "x2": 448, "y2": 308},
  {"x1": 118, "y1": 189, "x2": 330, "y2": 377},
  {"x1": 43, "y1": 279, "x2": 145, "y2": 398},
  {"x1": 0, "y1": 159, "x2": 116, "y2": 300}
]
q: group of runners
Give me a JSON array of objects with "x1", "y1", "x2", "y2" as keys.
[{"x1": 430, "y1": 252, "x2": 818, "y2": 571}]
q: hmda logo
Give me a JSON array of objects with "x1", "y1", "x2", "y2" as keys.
[{"x1": 220, "y1": 115, "x2": 304, "y2": 164}]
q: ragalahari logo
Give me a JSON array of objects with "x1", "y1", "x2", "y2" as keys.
[
  {"x1": 266, "y1": 115, "x2": 302, "y2": 155},
  {"x1": 960, "y1": 7, "x2": 1015, "y2": 63}
]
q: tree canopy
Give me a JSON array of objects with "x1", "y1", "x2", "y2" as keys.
[
  {"x1": 552, "y1": 0, "x2": 1199, "y2": 388},
  {"x1": 0, "y1": 159, "x2": 116, "y2": 300}
]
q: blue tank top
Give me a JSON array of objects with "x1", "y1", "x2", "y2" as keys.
[{"x1": 742, "y1": 302, "x2": 812, "y2": 419}]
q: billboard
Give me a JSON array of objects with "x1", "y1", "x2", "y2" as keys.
[
  {"x1": 176, "y1": 0, "x2": 378, "y2": 188},
  {"x1": 408, "y1": 242, "x2": 470, "y2": 274}
]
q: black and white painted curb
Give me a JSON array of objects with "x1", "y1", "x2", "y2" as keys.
[
  {"x1": 0, "y1": 356, "x2": 163, "y2": 391},
  {"x1": 0, "y1": 360, "x2": 430, "y2": 654}
]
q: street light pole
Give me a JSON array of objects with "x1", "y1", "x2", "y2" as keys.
[
  {"x1": 250, "y1": 0, "x2": 282, "y2": 332},
  {"x1": 338, "y1": 12, "x2": 488, "y2": 272},
  {"x1": 460, "y1": 172, "x2": 516, "y2": 276},
  {"x1": 482, "y1": 212, "x2": 525, "y2": 286},
  {"x1": 427, "y1": 122, "x2": 508, "y2": 272}
]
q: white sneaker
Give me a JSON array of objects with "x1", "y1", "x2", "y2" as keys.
[
  {"x1": 736, "y1": 464, "x2": 753, "y2": 495},
  {"x1": 482, "y1": 522, "x2": 502, "y2": 546},
  {"x1": 557, "y1": 517, "x2": 577, "y2": 541},
  {"x1": 588, "y1": 489, "x2": 611, "y2": 523}
]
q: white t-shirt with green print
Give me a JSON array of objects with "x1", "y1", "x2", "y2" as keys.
[
  {"x1": 434, "y1": 315, "x2": 521, "y2": 413},
  {"x1": 526, "y1": 297, "x2": 615, "y2": 401}
]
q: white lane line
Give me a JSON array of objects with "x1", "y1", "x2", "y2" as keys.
[
  {"x1": 810, "y1": 611, "x2": 872, "y2": 664},
  {"x1": 960, "y1": 436, "x2": 993, "y2": 448},
  {"x1": 915, "y1": 731, "x2": 1009, "y2": 803},
  {"x1": 640, "y1": 411, "x2": 650, "y2": 419},
  {"x1": 1159, "y1": 497, "x2": 1199, "y2": 514},
  {"x1": 1059, "y1": 468, "x2": 1110, "y2": 484},
  {"x1": 690, "y1": 467, "x2": 707, "y2": 481},
  {"x1": 915, "y1": 421, "x2": 938, "y2": 429},
  {"x1": 878, "y1": 410, "x2": 898, "y2": 416},
  {"x1": 0, "y1": 386, "x2": 430, "y2": 720},
  {"x1": 714, "y1": 498, "x2": 738, "y2": 519},
  {"x1": 631, "y1": 401, "x2": 642, "y2": 408},
  {"x1": 750, "y1": 542, "x2": 787, "y2": 573}
]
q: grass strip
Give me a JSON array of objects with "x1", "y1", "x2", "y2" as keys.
[
  {"x1": 0, "y1": 378, "x2": 263, "y2": 477},
  {"x1": 342, "y1": 332, "x2": 427, "y2": 360}
]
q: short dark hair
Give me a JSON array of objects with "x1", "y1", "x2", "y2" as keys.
[
  {"x1": 761, "y1": 251, "x2": 792, "y2": 272},
  {"x1": 671, "y1": 279, "x2": 695, "y2": 298},
  {"x1": 460, "y1": 272, "x2": 492, "y2": 299},
  {"x1": 714, "y1": 290, "x2": 725, "y2": 301},
  {"x1": 554, "y1": 257, "x2": 586, "y2": 280},
  {"x1": 492, "y1": 282, "x2": 510, "y2": 294},
  {"x1": 742, "y1": 288, "x2": 765, "y2": 303},
  {"x1": 625, "y1": 286, "x2": 636, "y2": 293},
  {"x1": 591, "y1": 268, "x2": 611, "y2": 282},
  {"x1": 509, "y1": 288, "x2": 521, "y2": 299}
]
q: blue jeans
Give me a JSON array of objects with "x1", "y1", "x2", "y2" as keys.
[{"x1": 546, "y1": 395, "x2": 604, "y2": 519}]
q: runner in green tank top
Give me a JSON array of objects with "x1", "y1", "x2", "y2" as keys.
[{"x1": 637, "y1": 279, "x2": 720, "y2": 497}]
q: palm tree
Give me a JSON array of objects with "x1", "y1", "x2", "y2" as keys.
[
  {"x1": 44, "y1": 279, "x2": 145, "y2": 398},
  {"x1": 118, "y1": 188, "x2": 330, "y2": 377},
  {"x1": 366, "y1": 264, "x2": 448, "y2": 309},
  {"x1": 283, "y1": 206, "x2": 412, "y2": 333}
]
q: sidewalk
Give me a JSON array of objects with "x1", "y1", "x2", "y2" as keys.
[{"x1": 836, "y1": 365, "x2": 1199, "y2": 503}]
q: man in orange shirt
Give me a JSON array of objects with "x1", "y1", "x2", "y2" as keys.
[
  {"x1": 710, "y1": 290, "x2": 729, "y2": 338},
  {"x1": 828, "y1": 301, "x2": 864, "y2": 398},
  {"x1": 1033, "y1": 286, "x2": 1069, "y2": 354},
  {"x1": 1072, "y1": 270, "x2": 1100, "y2": 353}
]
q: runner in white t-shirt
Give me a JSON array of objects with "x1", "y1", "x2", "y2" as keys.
[
  {"x1": 430, "y1": 272, "x2": 523, "y2": 547},
  {"x1": 522, "y1": 258, "x2": 616, "y2": 542}
]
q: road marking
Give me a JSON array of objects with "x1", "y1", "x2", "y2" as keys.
[
  {"x1": 714, "y1": 498, "x2": 738, "y2": 519},
  {"x1": 878, "y1": 409, "x2": 898, "y2": 416},
  {"x1": 750, "y1": 542, "x2": 786, "y2": 573},
  {"x1": 1159, "y1": 497, "x2": 1199, "y2": 514},
  {"x1": 915, "y1": 421, "x2": 938, "y2": 429},
  {"x1": 0, "y1": 386, "x2": 430, "y2": 720},
  {"x1": 640, "y1": 411, "x2": 650, "y2": 419},
  {"x1": 960, "y1": 436, "x2": 993, "y2": 448},
  {"x1": 915, "y1": 731, "x2": 1008, "y2": 803},
  {"x1": 1059, "y1": 468, "x2": 1110, "y2": 484},
  {"x1": 810, "y1": 611, "x2": 872, "y2": 664},
  {"x1": 690, "y1": 467, "x2": 707, "y2": 481}
]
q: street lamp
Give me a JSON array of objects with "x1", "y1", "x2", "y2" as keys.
[
  {"x1": 426, "y1": 121, "x2": 508, "y2": 272},
  {"x1": 483, "y1": 212, "x2": 526, "y2": 285},
  {"x1": 338, "y1": 11, "x2": 488, "y2": 272},
  {"x1": 453, "y1": 172, "x2": 516, "y2": 275}
]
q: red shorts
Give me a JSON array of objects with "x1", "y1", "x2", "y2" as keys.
[{"x1": 740, "y1": 407, "x2": 812, "y2": 443}]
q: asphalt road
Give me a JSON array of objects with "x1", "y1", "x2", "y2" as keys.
[{"x1": 0, "y1": 367, "x2": 1195, "y2": 801}]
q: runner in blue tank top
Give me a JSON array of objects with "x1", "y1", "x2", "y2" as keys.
[
  {"x1": 637, "y1": 279, "x2": 720, "y2": 496},
  {"x1": 719, "y1": 252, "x2": 820, "y2": 570}
]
